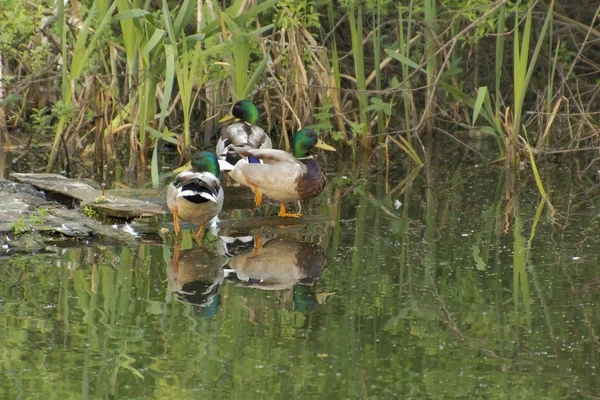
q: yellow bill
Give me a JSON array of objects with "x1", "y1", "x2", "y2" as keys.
[
  {"x1": 173, "y1": 161, "x2": 192, "y2": 174},
  {"x1": 219, "y1": 112, "x2": 235, "y2": 123},
  {"x1": 315, "y1": 139, "x2": 336, "y2": 151}
]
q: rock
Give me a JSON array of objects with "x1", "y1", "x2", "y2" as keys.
[
  {"x1": 9, "y1": 232, "x2": 46, "y2": 253},
  {"x1": 11, "y1": 173, "x2": 165, "y2": 218},
  {"x1": 0, "y1": 180, "x2": 139, "y2": 247}
]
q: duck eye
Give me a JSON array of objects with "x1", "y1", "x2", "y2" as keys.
[{"x1": 306, "y1": 132, "x2": 313, "y2": 137}]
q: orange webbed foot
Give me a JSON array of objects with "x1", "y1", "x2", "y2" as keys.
[
  {"x1": 247, "y1": 182, "x2": 262, "y2": 206},
  {"x1": 278, "y1": 203, "x2": 302, "y2": 218}
]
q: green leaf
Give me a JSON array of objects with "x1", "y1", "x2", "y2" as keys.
[
  {"x1": 202, "y1": 0, "x2": 279, "y2": 36},
  {"x1": 141, "y1": 29, "x2": 165, "y2": 57},
  {"x1": 472, "y1": 86, "x2": 488, "y2": 125},
  {"x1": 173, "y1": 0, "x2": 195, "y2": 37},
  {"x1": 159, "y1": 44, "x2": 175, "y2": 131},
  {"x1": 313, "y1": 112, "x2": 334, "y2": 120},
  {"x1": 112, "y1": 9, "x2": 150, "y2": 21},
  {"x1": 385, "y1": 48, "x2": 421, "y2": 71},
  {"x1": 70, "y1": 1, "x2": 118, "y2": 80},
  {"x1": 151, "y1": 139, "x2": 159, "y2": 189}
]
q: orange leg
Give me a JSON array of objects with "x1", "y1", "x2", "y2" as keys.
[
  {"x1": 194, "y1": 223, "x2": 206, "y2": 238},
  {"x1": 251, "y1": 234, "x2": 263, "y2": 257},
  {"x1": 254, "y1": 234, "x2": 263, "y2": 249},
  {"x1": 172, "y1": 204, "x2": 181, "y2": 236},
  {"x1": 278, "y1": 203, "x2": 302, "y2": 218},
  {"x1": 193, "y1": 224, "x2": 207, "y2": 249},
  {"x1": 247, "y1": 182, "x2": 263, "y2": 206}
]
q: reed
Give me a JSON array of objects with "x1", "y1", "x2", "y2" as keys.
[
  {"x1": 1, "y1": 0, "x2": 595, "y2": 184},
  {"x1": 373, "y1": 2, "x2": 384, "y2": 139},
  {"x1": 423, "y1": 0, "x2": 437, "y2": 135},
  {"x1": 511, "y1": 0, "x2": 556, "y2": 160},
  {"x1": 398, "y1": 3, "x2": 415, "y2": 133},
  {"x1": 163, "y1": 0, "x2": 202, "y2": 161},
  {"x1": 218, "y1": 0, "x2": 278, "y2": 101},
  {"x1": 544, "y1": 41, "x2": 561, "y2": 146},
  {"x1": 222, "y1": 21, "x2": 271, "y2": 101},
  {"x1": 325, "y1": 3, "x2": 347, "y2": 140},
  {"x1": 47, "y1": 0, "x2": 118, "y2": 172},
  {"x1": 115, "y1": 1, "x2": 159, "y2": 171},
  {"x1": 347, "y1": 2, "x2": 370, "y2": 146},
  {"x1": 494, "y1": 3, "x2": 507, "y2": 156}
]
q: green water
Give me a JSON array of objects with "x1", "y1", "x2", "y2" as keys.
[{"x1": 1, "y1": 142, "x2": 599, "y2": 399}]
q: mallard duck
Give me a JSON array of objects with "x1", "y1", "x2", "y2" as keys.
[
  {"x1": 229, "y1": 129, "x2": 335, "y2": 217},
  {"x1": 217, "y1": 100, "x2": 272, "y2": 170},
  {"x1": 167, "y1": 151, "x2": 223, "y2": 237}
]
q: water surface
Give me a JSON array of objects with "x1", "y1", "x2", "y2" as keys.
[{"x1": 1, "y1": 139, "x2": 599, "y2": 399}]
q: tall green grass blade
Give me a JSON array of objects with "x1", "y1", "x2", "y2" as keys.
[
  {"x1": 116, "y1": 0, "x2": 141, "y2": 107},
  {"x1": 241, "y1": 14, "x2": 279, "y2": 99},
  {"x1": 348, "y1": 3, "x2": 369, "y2": 143},
  {"x1": 520, "y1": 137, "x2": 547, "y2": 198},
  {"x1": 546, "y1": 42, "x2": 560, "y2": 145},
  {"x1": 513, "y1": 0, "x2": 555, "y2": 139},
  {"x1": 472, "y1": 86, "x2": 487, "y2": 125},
  {"x1": 160, "y1": 44, "x2": 175, "y2": 132},
  {"x1": 241, "y1": 50, "x2": 268, "y2": 100},
  {"x1": 373, "y1": 2, "x2": 384, "y2": 138},
  {"x1": 71, "y1": 2, "x2": 118, "y2": 80},
  {"x1": 385, "y1": 48, "x2": 420, "y2": 70},
  {"x1": 495, "y1": 4, "x2": 506, "y2": 123},
  {"x1": 173, "y1": 0, "x2": 195, "y2": 36},
  {"x1": 151, "y1": 139, "x2": 159, "y2": 189},
  {"x1": 142, "y1": 29, "x2": 165, "y2": 58},
  {"x1": 47, "y1": 0, "x2": 69, "y2": 172},
  {"x1": 148, "y1": 127, "x2": 178, "y2": 188},
  {"x1": 162, "y1": 0, "x2": 204, "y2": 156},
  {"x1": 398, "y1": 4, "x2": 414, "y2": 133},
  {"x1": 202, "y1": 0, "x2": 279, "y2": 36},
  {"x1": 424, "y1": 0, "x2": 437, "y2": 129},
  {"x1": 113, "y1": 9, "x2": 150, "y2": 21},
  {"x1": 161, "y1": 0, "x2": 177, "y2": 133},
  {"x1": 231, "y1": 33, "x2": 251, "y2": 99}
]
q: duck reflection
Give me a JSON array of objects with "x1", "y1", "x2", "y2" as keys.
[
  {"x1": 220, "y1": 234, "x2": 326, "y2": 312},
  {"x1": 168, "y1": 245, "x2": 225, "y2": 318}
]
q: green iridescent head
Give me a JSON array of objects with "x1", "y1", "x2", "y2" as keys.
[
  {"x1": 232, "y1": 100, "x2": 259, "y2": 125},
  {"x1": 190, "y1": 151, "x2": 220, "y2": 176},
  {"x1": 291, "y1": 129, "x2": 337, "y2": 158}
]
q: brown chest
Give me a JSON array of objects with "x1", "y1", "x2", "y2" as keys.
[{"x1": 295, "y1": 158, "x2": 327, "y2": 200}]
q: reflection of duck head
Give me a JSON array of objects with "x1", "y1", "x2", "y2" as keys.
[
  {"x1": 223, "y1": 235, "x2": 326, "y2": 291},
  {"x1": 168, "y1": 246, "x2": 225, "y2": 317},
  {"x1": 293, "y1": 284, "x2": 319, "y2": 313}
]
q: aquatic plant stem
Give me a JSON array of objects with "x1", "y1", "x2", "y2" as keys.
[{"x1": 348, "y1": 3, "x2": 370, "y2": 147}]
